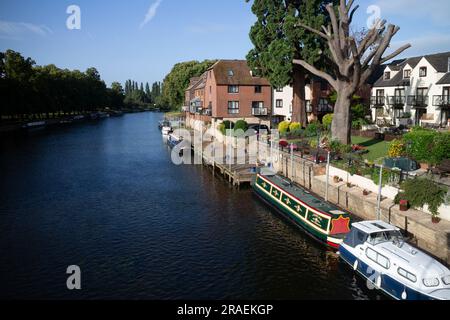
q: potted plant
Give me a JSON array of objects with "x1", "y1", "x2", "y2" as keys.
[
  {"x1": 346, "y1": 182, "x2": 353, "y2": 188},
  {"x1": 333, "y1": 176, "x2": 340, "y2": 183},
  {"x1": 432, "y1": 213, "x2": 441, "y2": 224},
  {"x1": 399, "y1": 199, "x2": 409, "y2": 212}
]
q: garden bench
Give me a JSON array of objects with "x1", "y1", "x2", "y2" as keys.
[{"x1": 430, "y1": 159, "x2": 450, "y2": 178}]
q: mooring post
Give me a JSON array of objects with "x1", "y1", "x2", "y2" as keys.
[
  {"x1": 377, "y1": 165, "x2": 384, "y2": 220},
  {"x1": 325, "y1": 151, "x2": 330, "y2": 202}
]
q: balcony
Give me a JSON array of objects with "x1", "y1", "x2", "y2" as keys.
[
  {"x1": 370, "y1": 96, "x2": 385, "y2": 108},
  {"x1": 433, "y1": 95, "x2": 450, "y2": 108},
  {"x1": 387, "y1": 96, "x2": 406, "y2": 109},
  {"x1": 317, "y1": 104, "x2": 333, "y2": 113},
  {"x1": 252, "y1": 107, "x2": 268, "y2": 116},
  {"x1": 407, "y1": 95, "x2": 428, "y2": 108}
]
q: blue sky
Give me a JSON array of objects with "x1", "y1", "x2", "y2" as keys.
[{"x1": 0, "y1": 0, "x2": 449, "y2": 87}]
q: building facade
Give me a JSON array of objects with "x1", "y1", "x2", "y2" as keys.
[
  {"x1": 273, "y1": 77, "x2": 334, "y2": 123},
  {"x1": 185, "y1": 60, "x2": 272, "y2": 128},
  {"x1": 370, "y1": 51, "x2": 450, "y2": 128}
]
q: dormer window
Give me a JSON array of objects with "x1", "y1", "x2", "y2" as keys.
[
  {"x1": 228, "y1": 70, "x2": 234, "y2": 77},
  {"x1": 419, "y1": 67, "x2": 427, "y2": 77},
  {"x1": 384, "y1": 72, "x2": 391, "y2": 80},
  {"x1": 404, "y1": 69, "x2": 411, "y2": 79}
]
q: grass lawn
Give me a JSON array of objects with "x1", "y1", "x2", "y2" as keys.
[
  {"x1": 352, "y1": 136, "x2": 390, "y2": 162},
  {"x1": 285, "y1": 135, "x2": 390, "y2": 163}
]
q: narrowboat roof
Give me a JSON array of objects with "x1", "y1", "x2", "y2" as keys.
[{"x1": 260, "y1": 173, "x2": 349, "y2": 218}]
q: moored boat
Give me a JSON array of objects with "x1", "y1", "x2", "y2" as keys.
[
  {"x1": 167, "y1": 133, "x2": 182, "y2": 148},
  {"x1": 161, "y1": 126, "x2": 172, "y2": 136},
  {"x1": 252, "y1": 171, "x2": 351, "y2": 249},
  {"x1": 22, "y1": 121, "x2": 47, "y2": 130},
  {"x1": 339, "y1": 220, "x2": 450, "y2": 300}
]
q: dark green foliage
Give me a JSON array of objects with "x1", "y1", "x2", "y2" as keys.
[
  {"x1": 160, "y1": 60, "x2": 216, "y2": 111},
  {"x1": 123, "y1": 80, "x2": 161, "y2": 107},
  {"x1": 234, "y1": 120, "x2": 249, "y2": 133},
  {"x1": 246, "y1": 0, "x2": 334, "y2": 87},
  {"x1": 396, "y1": 178, "x2": 447, "y2": 216},
  {"x1": 305, "y1": 121, "x2": 321, "y2": 137},
  {"x1": 219, "y1": 121, "x2": 235, "y2": 135},
  {"x1": 404, "y1": 128, "x2": 450, "y2": 165},
  {"x1": 0, "y1": 49, "x2": 129, "y2": 118}
]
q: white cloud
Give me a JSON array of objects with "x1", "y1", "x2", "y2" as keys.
[
  {"x1": 0, "y1": 20, "x2": 53, "y2": 39},
  {"x1": 139, "y1": 0, "x2": 163, "y2": 29},
  {"x1": 374, "y1": 0, "x2": 450, "y2": 27}
]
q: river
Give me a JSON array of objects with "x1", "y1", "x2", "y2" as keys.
[{"x1": 0, "y1": 113, "x2": 383, "y2": 300}]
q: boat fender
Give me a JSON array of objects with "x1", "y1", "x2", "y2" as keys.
[
  {"x1": 353, "y1": 260, "x2": 358, "y2": 271},
  {"x1": 375, "y1": 275, "x2": 382, "y2": 289},
  {"x1": 401, "y1": 290, "x2": 407, "y2": 300}
]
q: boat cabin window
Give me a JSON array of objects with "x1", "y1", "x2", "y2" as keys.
[
  {"x1": 366, "y1": 248, "x2": 390, "y2": 269},
  {"x1": 423, "y1": 278, "x2": 440, "y2": 288},
  {"x1": 442, "y1": 275, "x2": 450, "y2": 286},
  {"x1": 368, "y1": 230, "x2": 404, "y2": 246},
  {"x1": 343, "y1": 228, "x2": 368, "y2": 248},
  {"x1": 398, "y1": 268, "x2": 417, "y2": 283}
]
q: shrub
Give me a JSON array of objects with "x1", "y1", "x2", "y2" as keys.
[
  {"x1": 219, "y1": 120, "x2": 234, "y2": 135},
  {"x1": 305, "y1": 121, "x2": 321, "y2": 137},
  {"x1": 395, "y1": 178, "x2": 447, "y2": 216},
  {"x1": 403, "y1": 129, "x2": 450, "y2": 165},
  {"x1": 289, "y1": 128, "x2": 304, "y2": 138},
  {"x1": 278, "y1": 121, "x2": 291, "y2": 135},
  {"x1": 322, "y1": 114, "x2": 333, "y2": 130},
  {"x1": 289, "y1": 122, "x2": 301, "y2": 132},
  {"x1": 388, "y1": 139, "x2": 406, "y2": 158},
  {"x1": 234, "y1": 120, "x2": 248, "y2": 133},
  {"x1": 351, "y1": 103, "x2": 366, "y2": 120},
  {"x1": 431, "y1": 132, "x2": 450, "y2": 165},
  {"x1": 403, "y1": 129, "x2": 436, "y2": 163},
  {"x1": 352, "y1": 118, "x2": 370, "y2": 130}
]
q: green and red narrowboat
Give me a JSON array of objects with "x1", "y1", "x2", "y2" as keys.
[{"x1": 252, "y1": 172, "x2": 351, "y2": 250}]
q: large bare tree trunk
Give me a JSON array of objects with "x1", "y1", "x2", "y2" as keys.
[
  {"x1": 331, "y1": 86, "x2": 353, "y2": 145},
  {"x1": 291, "y1": 65, "x2": 307, "y2": 127}
]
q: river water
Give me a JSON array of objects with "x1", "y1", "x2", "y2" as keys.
[{"x1": 0, "y1": 113, "x2": 383, "y2": 300}]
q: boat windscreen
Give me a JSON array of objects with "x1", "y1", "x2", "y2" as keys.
[{"x1": 368, "y1": 230, "x2": 404, "y2": 246}]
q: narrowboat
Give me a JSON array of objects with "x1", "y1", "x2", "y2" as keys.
[
  {"x1": 339, "y1": 220, "x2": 450, "y2": 300},
  {"x1": 252, "y1": 171, "x2": 351, "y2": 249}
]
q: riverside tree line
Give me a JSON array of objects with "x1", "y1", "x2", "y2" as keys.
[{"x1": 0, "y1": 50, "x2": 164, "y2": 121}]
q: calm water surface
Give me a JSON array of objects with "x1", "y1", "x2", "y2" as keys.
[{"x1": 0, "y1": 113, "x2": 383, "y2": 300}]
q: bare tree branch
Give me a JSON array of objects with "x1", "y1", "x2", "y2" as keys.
[
  {"x1": 293, "y1": 59, "x2": 337, "y2": 89},
  {"x1": 380, "y1": 44, "x2": 411, "y2": 64}
]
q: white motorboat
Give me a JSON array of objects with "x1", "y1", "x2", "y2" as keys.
[{"x1": 339, "y1": 220, "x2": 450, "y2": 300}]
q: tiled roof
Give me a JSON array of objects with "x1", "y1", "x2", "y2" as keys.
[
  {"x1": 424, "y1": 51, "x2": 450, "y2": 73},
  {"x1": 437, "y1": 72, "x2": 450, "y2": 85},
  {"x1": 209, "y1": 60, "x2": 271, "y2": 86},
  {"x1": 372, "y1": 51, "x2": 450, "y2": 87}
]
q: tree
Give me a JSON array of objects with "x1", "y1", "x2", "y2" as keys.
[
  {"x1": 246, "y1": 0, "x2": 336, "y2": 127},
  {"x1": 294, "y1": 0, "x2": 410, "y2": 144},
  {"x1": 160, "y1": 60, "x2": 216, "y2": 110}
]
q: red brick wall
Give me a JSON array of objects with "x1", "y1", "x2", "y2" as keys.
[{"x1": 212, "y1": 85, "x2": 272, "y2": 118}]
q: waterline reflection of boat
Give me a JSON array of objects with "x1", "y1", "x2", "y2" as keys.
[
  {"x1": 339, "y1": 220, "x2": 450, "y2": 300},
  {"x1": 252, "y1": 171, "x2": 351, "y2": 250}
]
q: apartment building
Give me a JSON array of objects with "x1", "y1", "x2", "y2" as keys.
[
  {"x1": 370, "y1": 51, "x2": 450, "y2": 128},
  {"x1": 185, "y1": 60, "x2": 272, "y2": 127}
]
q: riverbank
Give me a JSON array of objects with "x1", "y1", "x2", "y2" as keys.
[
  {"x1": 0, "y1": 109, "x2": 158, "y2": 134},
  {"x1": 182, "y1": 123, "x2": 450, "y2": 266}
]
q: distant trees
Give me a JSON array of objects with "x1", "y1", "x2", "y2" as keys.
[
  {"x1": 123, "y1": 79, "x2": 162, "y2": 108},
  {"x1": 159, "y1": 60, "x2": 216, "y2": 111},
  {"x1": 0, "y1": 49, "x2": 126, "y2": 120}
]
